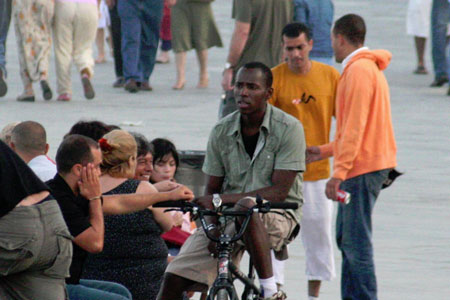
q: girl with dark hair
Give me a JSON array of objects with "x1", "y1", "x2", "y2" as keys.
[{"x1": 150, "y1": 138, "x2": 194, "y2": 256}]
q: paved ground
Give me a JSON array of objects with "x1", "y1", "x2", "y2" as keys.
[{"x1": 1, "y1": 0, "x2": 450, "y2": 299}]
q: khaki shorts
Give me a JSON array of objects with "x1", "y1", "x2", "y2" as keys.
[{"x1": 166, "y1": 207, "x2": 299, "y2": 287}]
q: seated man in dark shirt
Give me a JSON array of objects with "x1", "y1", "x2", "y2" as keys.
[{"x1": 47, "y1": 134, "x2": 132, "y2": 300}]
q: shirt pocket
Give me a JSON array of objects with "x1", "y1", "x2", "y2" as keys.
[
  {"x1": 258, "y1": 149, "x2": 275, "y2": 178},
  {"x1": 0, "y1": 232, "x2": 36, "y2": 275}
]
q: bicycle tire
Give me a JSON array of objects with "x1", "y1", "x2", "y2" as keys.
[{"x1": 215, "y1": 289, "x2": 229, "y2": 300}]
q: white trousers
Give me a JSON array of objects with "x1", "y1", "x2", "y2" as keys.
[
  {"x1": 271, "y1": 180, "x2": 335, "y2": 284},
  {"x1": 300, "y1": 179, "x2": 335, "y2": 281},
  {"x1": 53, "y1": 1, "x2": 98, "y2": 94}
]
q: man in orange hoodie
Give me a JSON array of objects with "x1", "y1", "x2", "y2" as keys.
[{"x1": 307, "y1": 14, "x2": 397, "y2": 300}]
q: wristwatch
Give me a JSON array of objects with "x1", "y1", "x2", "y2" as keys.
[
  {"x1": 224, "y1": 62, "x2": 234, "y2": 70},
  {"x1": 212, "y1": 193, "x2": 222, "y2": 209}
]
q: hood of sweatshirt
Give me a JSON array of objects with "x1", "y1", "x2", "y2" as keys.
[{"x1": 347, "y1": 49, "x2": 392, "y2": 71}]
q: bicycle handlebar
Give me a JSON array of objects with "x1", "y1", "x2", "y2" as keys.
[{"x1": 153, "y1": 199, "x2": 298, "y2": 210}]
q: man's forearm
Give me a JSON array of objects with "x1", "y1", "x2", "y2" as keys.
[{"x1": 88, "y1": 198, "x2": 104, "y2": 238}]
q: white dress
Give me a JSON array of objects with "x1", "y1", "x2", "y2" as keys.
[
  {"x1": 406, "y1": 0, "x2": 432, "y2": 38},
  {"x1": 98, "y1": 0, "x2": 110, "y2": 29}
]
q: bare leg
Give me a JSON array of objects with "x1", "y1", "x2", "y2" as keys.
[
  {"x1": 235, "y1": 198, "x2": 273, "y2": 279},
  {"x1": 157, "y1": 272, "x2": 207, "y2": 300},
  {"x1": 308, "y1": 280, "x2": 321, "y2": 297},
  {"x1": 173, "y1": 51, "x2": 186, "y2": 90},
  {"x1": 414, "y1": 36, "x2": 427, "y2": 73},
  {"x1": 196, "y1": 49, "x2": 209, "y2": 88},
  {"x1": 95, "y1": 28, "x2": 106, "y2": 63}
]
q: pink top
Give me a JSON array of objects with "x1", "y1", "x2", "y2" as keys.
[{"x1": 57, "y1": 0, "x2": 97, "y2": 5}]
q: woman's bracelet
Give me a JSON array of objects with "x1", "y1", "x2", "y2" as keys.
[{"x1": 89, "y1": 195, "x2": 104, "y2": 205}]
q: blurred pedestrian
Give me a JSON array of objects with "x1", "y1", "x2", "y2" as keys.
[
  {"x1": 0, "y1": 0, "x2": 11, "y2": 97},
  {"x1": 430, "y1": 0, "x2": 450, "y2": 93},
  {"x1": 13, "y1": 0, "x2": 54, "y2": 102},
  {"x1": 171, "y1": 0, "x2": 222, "y2": 90},
  {"x1": 95, "y1": 0, "x2": 112, "y2": 64},
  {"x1": 156, "y1": 1, "x2": 172, "y2": 64},
  {"x1": 106, "y1": 0, "x2": 124, "y2": 87},
  {"x1": 53, "y1": 0, "x2": 99, "y2": 101},
  {"x1": 119, "y1": 0, "x2": 163, "y2": 93},
  {"x1": 406, "y1": 0, "x2": 432, "y2": 74}
]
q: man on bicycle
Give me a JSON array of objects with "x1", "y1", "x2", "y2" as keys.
[{"x1": 157, "y1": 62, "x2": 306, "y2": 300}]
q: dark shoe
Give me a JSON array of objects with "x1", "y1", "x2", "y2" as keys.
[
  {"x1": 113, "y1": 77, "x2": 125, "y2": 88},
  {"x1": 0, "y1": 69, "x2": 7, "y2": 97},
  {"x1": 40, "y1": 80, "x2": 53, "y2": 100},
  {"x1": 17, "y1": 94, "x2": 35, "y2": 102},
  {"x1": 413, "y1": 66, "x2": 428, "y2": 75},
  {"x1": 81, "y1": 75, "x2": 95, "y2": 99},
  {"x1": 138, "y1": 81, "x2": 153, "y2": 91},
  {"x1": 124, "y1": 79, "x2": 139, "y2": 93},
  {"x1": 430, "y1": 76, "x2": 449, "y2": 87}
]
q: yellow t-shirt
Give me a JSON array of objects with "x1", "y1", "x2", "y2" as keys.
[{"x1": 269, "y1": 61, "x2": 340, "y2": 181}]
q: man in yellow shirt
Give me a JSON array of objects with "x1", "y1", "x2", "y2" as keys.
[{"x1": 269, "y1": 22, "x2": 340, "y2": 300}]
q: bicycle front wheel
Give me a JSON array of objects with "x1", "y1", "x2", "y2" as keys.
[{"x1": 215, "y1": 289, "x2": 230, "y2": 300}]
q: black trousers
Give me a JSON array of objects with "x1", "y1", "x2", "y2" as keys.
[{"x1": 109, "y1": 5, "x2": 123, "y2": 78}]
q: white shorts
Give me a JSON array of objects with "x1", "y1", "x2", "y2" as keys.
[
  {"x1": 300, "y1": 179, "x2": 336, "y2": 281},
  {"x1": 406, "y1": 0, "x2": 431, "y2": 38}
]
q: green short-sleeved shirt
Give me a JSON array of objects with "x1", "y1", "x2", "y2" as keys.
[
  {"x1": 202, "y1": 104, "x2": 306, "y2": 222},
  {"x1": 232, "y1": 0, "x2": 293, "y2": 71}
]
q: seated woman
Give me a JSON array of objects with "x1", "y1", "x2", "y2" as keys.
[
  {"x1": 132, "y1": 133, "x2": 178, "y2": 193},
  {"x1": 150, "y1": 138, "x2": 195, "y2": 256},
  {"x1": 82, "y1": 130, "x2": 173, "y2": 300}
]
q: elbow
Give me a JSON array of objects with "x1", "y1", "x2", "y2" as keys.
[{"x1": 89, "y1": 239, "x2": 104, "y2": 254}]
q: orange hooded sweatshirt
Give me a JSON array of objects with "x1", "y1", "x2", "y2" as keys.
[{"x1": 319, "y1": 49, "x2": 397, "y2": 180}]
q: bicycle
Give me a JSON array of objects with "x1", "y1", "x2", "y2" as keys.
[{"x1": 154, "y1": 195, "x2": 298, "y2": 300}]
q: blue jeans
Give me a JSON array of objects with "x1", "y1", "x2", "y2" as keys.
[
  {"x1": 0, "y1": 0, "x2": 11, "y2": 75},
  {"x1": 118, "y1": 0, "x2": 163, "y2": 83},
  {"x1": 336, "y1": 169, "x2": 390, "y2": 300},
  {"x1": 431, "y1": 0, "x2": 450, "y2": 80},
  {"x1": 67, "y1": 279, "x2": 132, "y2": 300}
]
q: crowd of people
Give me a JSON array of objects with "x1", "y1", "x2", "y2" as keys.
[{"x1": 0, "y1": 0, "x2": 402, "y2": 300}]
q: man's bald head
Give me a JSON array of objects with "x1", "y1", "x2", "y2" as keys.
[{"x1": 11, "y1": 121, "x2": 48, "y2": 156}]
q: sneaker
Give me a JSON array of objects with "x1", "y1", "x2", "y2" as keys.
[
  {"x1": 124, "y1": 79, "x2": 139, "y2": 93},
  {"x1": 261, "y1": 291, "x2": 287, "y2": 300},
  {"x1": 0, "y1": 68, "x2": 7, "y2": 97},
  {"x1": 81, "y1": 75, "x2": 95, "y2": 99}
]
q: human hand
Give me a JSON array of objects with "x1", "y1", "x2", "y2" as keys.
[
  {"x1": 221, "y1": 68, "x2": 234, "y2": 91},
  {"x1": 168, "y1": 185, "x2": 194, "y2": 201},
  {"x1": 78, "y1": 163, "x2": 101, "y2": 201},
  {"x1": 172, "y1": 212, "x2": 184, "y2": 227},
  {"x1": 192, "y1": 195, "x2": 214, "y2": 210},
  {"x1": 154, "y1": 180, "x2": 179, "y2": 192},
  {"x1": 325, "y1": 177, "x2": 343, "y2": 201},
  {"x1": 306, "y1": 146, "x2": 323, "y2": 164}
]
